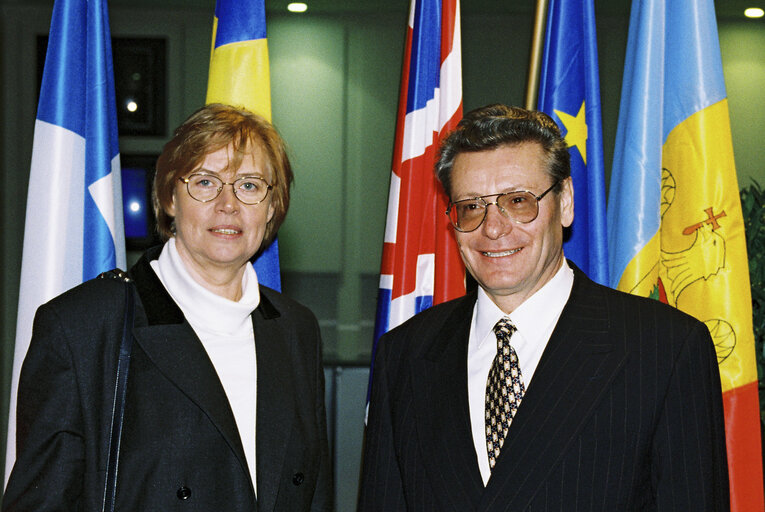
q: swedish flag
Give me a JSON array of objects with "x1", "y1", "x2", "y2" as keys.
[{"x1": 206, "y1": 0, "x2": 281, "y2": 290}]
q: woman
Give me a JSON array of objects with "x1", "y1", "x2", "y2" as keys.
[{"x1": 3, "y1": 104, "x2": 332, "y2": 511}]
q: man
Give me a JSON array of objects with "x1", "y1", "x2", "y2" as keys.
[{"x1": 359, "y1": 104, "x2": 729, "y2": 511}]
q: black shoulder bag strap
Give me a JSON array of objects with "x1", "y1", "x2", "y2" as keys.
[{"x1": 98, "y1": 270, "x2": 135, "y2": 512}]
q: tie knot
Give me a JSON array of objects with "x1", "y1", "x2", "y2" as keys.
[{"x1": 493, "y1": 318, "x2": 516, "y2": 341}]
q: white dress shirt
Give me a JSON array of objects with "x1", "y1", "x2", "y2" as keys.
[
  {"x1": 151, "y1": 238, "x2": 261, "y2": 492},
  {"x1": 467, "y1": 260, "x2": 574, "y2": 485}
]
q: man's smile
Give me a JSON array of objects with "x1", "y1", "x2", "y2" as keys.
[{"x1": 481, "y1": 248, "x2": 522, "y2": 258}]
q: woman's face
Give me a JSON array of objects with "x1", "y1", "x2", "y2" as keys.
[{"x1": 167, "y1": 143, "x2": 275, "y2": 279}]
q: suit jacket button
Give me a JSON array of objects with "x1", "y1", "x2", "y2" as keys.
[
  {"x1": 292, "y1": 472, "x2": 304, "y2": 485},
  {"x1": 177, "y1": 486, "x2": 192, "y2": 500}
]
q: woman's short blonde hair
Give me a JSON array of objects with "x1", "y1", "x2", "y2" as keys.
[{"x1": 153, "y1": 103, "x2": 293, "y2": 246}]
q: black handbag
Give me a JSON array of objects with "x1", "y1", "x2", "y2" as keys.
[{"x1": 97, "y1": 270, "x2": 135, "y2": 512}]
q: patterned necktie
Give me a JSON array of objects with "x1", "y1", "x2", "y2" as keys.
[{"x1": 485, "y1": 318, "x2": 525, "y2": 470}]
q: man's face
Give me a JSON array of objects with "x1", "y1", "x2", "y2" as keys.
[{"x1": 450, "y1": 142, "x2": 573, "y2": 313}]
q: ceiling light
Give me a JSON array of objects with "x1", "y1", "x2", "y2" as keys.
[
  {"x1": 745, "y1": 7, "x2": 764, "y2": 18},
  {"x1": 287, "y1": 3, "x2": 308, "y2": 13}
]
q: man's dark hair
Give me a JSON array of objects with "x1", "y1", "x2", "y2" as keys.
[{"x1": 436, "y1": 104, "x2": 570, "y2": 198}]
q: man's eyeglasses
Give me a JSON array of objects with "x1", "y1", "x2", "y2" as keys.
[
  {"x1": 445, "y1": 181, "x2": 560, "y2": 233},
  {"x1": 179, "y1": 173, "x2": 273, "y2": 205}
]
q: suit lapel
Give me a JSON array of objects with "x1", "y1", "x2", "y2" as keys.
[
  {"x1": 132, "y1": 323, "x2": 254, "y2": 488},
  {"x1": 480, "y1": 269, "x2": 628, "y2": 511},
  {"x1": 129, "y1": 248, "x2": 255, "y2": 500},
  {"x1": 411, "y1": 295, "x2": 484, "y2": 511},
  {"x1": 253, "y1": 294, "x2": 294, "y2": 512}
]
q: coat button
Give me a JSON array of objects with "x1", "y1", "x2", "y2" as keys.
[
  {"x1": 292, "y1": 472, "x2": 304, "y2": 486},
  {"x1": 177, "y1": 486, "x2": 192, "y2": 500}
]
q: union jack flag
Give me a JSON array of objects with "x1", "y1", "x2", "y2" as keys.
[{"x1": 372, "y1": 0, "x2": 465, "y2": 354}]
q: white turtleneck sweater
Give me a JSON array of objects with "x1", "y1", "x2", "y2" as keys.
[{"x1": 150, "y1": 238, "x2": 260, "y2": 492}]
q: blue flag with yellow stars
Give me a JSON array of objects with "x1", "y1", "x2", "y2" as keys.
[{"x1": 537, "y1": 0, "x2": 608, "y2": 285}]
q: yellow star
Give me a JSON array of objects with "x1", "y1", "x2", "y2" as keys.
[{"x1": 554, "y1": 101, "x2": 588, "y2": 165}]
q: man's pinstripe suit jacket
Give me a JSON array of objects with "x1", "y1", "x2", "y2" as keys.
[{"x1": 359, "y1": 264, "x2": 729, "y2": 511}]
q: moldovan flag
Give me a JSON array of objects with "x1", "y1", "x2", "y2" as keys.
[
  {"x1": 373, "y1": 0, "x2": 465, "y2": 349},
  {"x1": 607, "y1": 0, "x2": 763, "y2": 509},
  {"x1": 5, "y1": 0, "x2": 125, "y2": 482},
  {"x1": 537, "y1": 0, "x2": 608, "y2": 285},
  {"x1": 206, "y1": 0, "x2": 280, "y2": 290}
]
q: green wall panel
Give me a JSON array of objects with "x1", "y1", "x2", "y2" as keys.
[
  {"x1": 270, "y1": 16, "x2": 346, "y2": 273},
  {"x1": 719, "y1": 21, "x2": 765, "y2": 189}
]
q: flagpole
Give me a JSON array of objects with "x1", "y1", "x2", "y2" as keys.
[{"x1": 525, "y1": 0, "x2": 549, "y2": 110}]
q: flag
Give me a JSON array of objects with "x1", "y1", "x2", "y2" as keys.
[
  {"x1": 373, "y1": 0, "x2": 465, "y2": 351},
  {"x1": 5, "y1": 0, "x2": 125, "y2": 482},
  {"x1": 537, "y1": 0, "x2": 608, "y2": 285},
  {"x1": 607, "y1": 0, "x2": 763, "y2": 508},
  {"x1": 205, "y1": 0, "x2": 280, "y2": 291}
]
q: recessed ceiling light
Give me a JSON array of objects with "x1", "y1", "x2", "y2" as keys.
[
  {"x1": 287, "y1": 3, "x2": 308, "y2": 13},
  {"x1": 745, "y1": 7, "x2": 764, "y2": 18}
]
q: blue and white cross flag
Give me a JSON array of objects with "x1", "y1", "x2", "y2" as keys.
[{"x1": 5, "y1": 0, "x2": 126, "y2": 483}]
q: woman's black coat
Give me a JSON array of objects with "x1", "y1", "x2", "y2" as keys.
[{"x1": 3, "y1": 246, "x2": 332, "y2": 511}]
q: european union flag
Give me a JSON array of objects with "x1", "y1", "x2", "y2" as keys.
[{"x1": 537, "y1": 0, "x2": 608, "y2": 285}]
